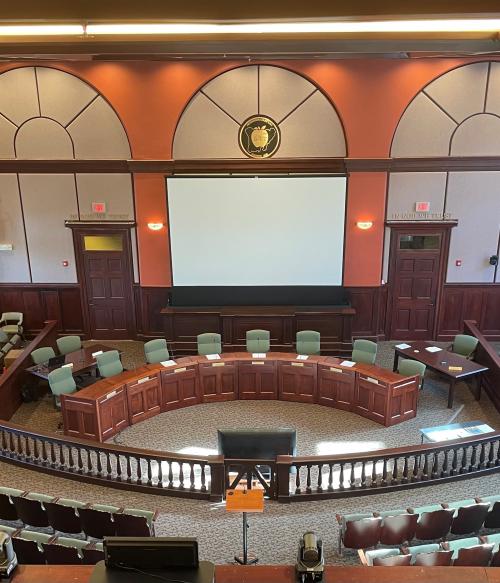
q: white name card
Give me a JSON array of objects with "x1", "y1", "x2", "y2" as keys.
[
  {"x1": 425, "y1": 346, "x2": 442, "y2": 353},
  {"x1": 91, "y1": 350, "x2": 103, "y2": 358},
  {"x1": 296, "y1": 355, "x2": 309, "y2": 360},
  {"x1": 366, "y1": 377, "x2": 379, "y2": 385},
  {"x1": 340, "y1": 360, "x2": 355, "y2": 367},
  {"x1": 252, "y1": 353, "x2": 266, "y2": 359},
  {"x1": 137, "y1": 377, "x2": 150, "y2": 384},
  {"x1": 62, "y1": 363, "x2": 74, "y2": 368},
  {"x1": 206, "y1": 354, "x2": 221, "y2": 360},
  {"x1": 395, "y1": 343, "x2": 411, "y2": 350},
  {"x1": 161, "y1": 360, "x2": 177, "y2": 367}
]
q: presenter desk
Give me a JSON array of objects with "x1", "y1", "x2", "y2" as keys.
[{"x1": 61, "y1": 353, "x2": 419, "y2": 442}]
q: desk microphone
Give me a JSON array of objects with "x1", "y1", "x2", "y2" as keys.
[{"x1": 0, "y1": 532, "x2": 17, "y2": 579}]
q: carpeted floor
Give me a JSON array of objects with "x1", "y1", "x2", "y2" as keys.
[{"x1": 4, "y1": 340, "x2": 500, "y2": 565}]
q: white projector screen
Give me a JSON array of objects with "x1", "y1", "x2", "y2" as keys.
[{"x1": 167, "y1": 176, "x2": 346, "y2": 286}]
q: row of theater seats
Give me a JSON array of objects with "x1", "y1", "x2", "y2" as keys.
[
  {"x1": 0, "y1": 524, "x2": 103, "y2": 565},
  {"x1": 337, "y1": 494, "x2": 500, "y2": 553},
  {"x1": 0, "y1": 487, "x2": 157, "y2": 539},
  {"x1": 360, "y1": 533, "x2": 500, "y2": 567}
]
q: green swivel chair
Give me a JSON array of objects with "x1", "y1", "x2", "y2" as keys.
[
  {"x1": 31, "y1": 346, "x2": 56, "y2": 365},
  {"x1": 56, "y1": 335, "x2": 82, "y2": 355},
  {"x1": 398, "y1": 359, "x2": 427, "y2": 389},
  {"x1": 48, "y1": 366, "x2": 77, "y2": 408},
  {"x1": 197, "y1": 333, "x2": 222, "y2": 356},
  {"x1": 351, "y1": 339, "x2": 378, "y2": 365},
  {"x1": 246, "y1": 329, "x2": 270, "y2": 353},
  {"x1": 0, "y1": 312, "x2": 23, "y2": 338},
  {"x1": 296, "y1": 330, "x2": 321, "y2": 355},
  {"x1": 144, "y1": 339, "x2": 170, "y2": 364},
  {"x1": 96, "y1": 350, "x2": 123, "y2": 378},
  {"x1": 451, "y1": 334, "x2": 479, "y2": 359}
]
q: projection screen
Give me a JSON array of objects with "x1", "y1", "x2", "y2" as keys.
[{"x1": 167, "y1": 176, "x2": 346, "y2": 286}]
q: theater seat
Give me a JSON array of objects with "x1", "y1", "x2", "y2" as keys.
[
  {"x1": 45, "y1": 498, "x2": 86, "y2": 535},
  {"x1": 402, "y1": 543, "x2": 452, "y2": 566},
  {"x1": 13, "y1": 492, "x2": 54, "y2": 529},
  {"x1": 410, "y1": 504, "x2": 454, "y2": 541},
  {"x1": 477, "y1": 494, "x2": 500, "y2": 528},
  {"x1": 362, "y1": 548, "x2": 411, "y2": 566},
  {"x1": 43, "y1": 536, "x2": 88, "y2": 565},
  {"x1": 336, "y1": 513, "x2": 382, "y2": 554},
  {"x1": 0, "y1": 487, "x2": 24, "y2": 521},
  {"x1": 445, "y1": 499, "x2": 490, "y2": 535},
  {"x1": 79, "y1": 504, "x2": 120, "y2": 539},
  {"x1": 114, "y1": 508, "x2": 158, "y2": 536},
  {"x1": 444, "y1": 538, "x2": 493, "y2": 566},
  {"x1": 376, "y1": 509, "x2": 418, "y2": 545},
  {"x1": 12, "y1": 530, "x2": 52, "y2": 565}
]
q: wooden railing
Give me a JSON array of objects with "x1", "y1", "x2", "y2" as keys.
[
  {"x1": 276, "y1": 431, "x2": 500, "y2": 501},
  {"x1": 0, "y1": 320, "x2": 58, "y2": 420},
  {"x1": 464, "y1": 319, "x2": 500, "y2": 413},
  {"x1": 1, "y1": 417, "x2": 499, "y2": 502}
]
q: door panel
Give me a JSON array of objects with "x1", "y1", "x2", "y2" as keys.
[
  {"x1": 76, "y1": 229, "x2": 134, "y2": 340},
  {"x1": 389, "y1": 229, "x2": 449, "y2": 340}
]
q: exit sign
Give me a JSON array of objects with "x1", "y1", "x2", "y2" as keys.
[
  {"x1": 92, "y1": 202, "x2": 106, "y2": 213},
  {"x1": 415, "y1": 201, "x2": 430, "y2": 212}
]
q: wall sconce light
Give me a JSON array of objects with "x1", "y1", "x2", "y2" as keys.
[
  {"x1": 356, "y1": 221, "x2": 373, "y2": 230},
  {"x1": 147, "y1": 222, "x2": 164, "y2": 231}
]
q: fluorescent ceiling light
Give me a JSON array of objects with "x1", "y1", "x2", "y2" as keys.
[
  {"x1": 87, "y1": 19, "x2": 500, "y2": 35},
  {"x1": 0, "y1": 25, "x2": 84, "y2": 36}
]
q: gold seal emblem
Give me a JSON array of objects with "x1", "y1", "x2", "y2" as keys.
[{"x1": 239, "y1": 115, "x2": 280, "y2": 159}]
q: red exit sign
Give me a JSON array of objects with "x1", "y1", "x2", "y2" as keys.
[
  {"x1": 92, "y1": 202, "x2": 106, "y2": 213},
  {"x1": 415, "y1": 201, "x2": 430, "y2": 212}
]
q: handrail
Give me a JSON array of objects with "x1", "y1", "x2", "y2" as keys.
[{"x1": 0, "y1": 320, "x2": 58, "y2": 420}]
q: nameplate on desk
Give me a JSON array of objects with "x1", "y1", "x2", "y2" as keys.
[
  {"x1": 174, "y1": 367, "x2": 187, "y2": 373},
  {"x1": 365, "y1": 377, "x2": 379, "y2": 385},
  {"x1": 62, "y1": 363, "x2": 74, "y2": 368},
  {"x1": 449, "y1": 366, "x2": 463, "y2": 371},
  {"x1": 212, "y1": 362, "x2": 225, "y2": 367},
  {"x1": 137, "y1": 377, "x2": 150, "y2": 384},
  {"x1": 252, "y1": 361, "x2": 265, "y2": 365},
  {"x1": 291, "y1": 362, "x2": 304, "y2": 367},
  {"x1": 252, "y1": 353, "x2": 266, "y2": 359},
  {"x1": 161, "y1": 360, "x2": 177, "y2": 367},
  {"x1": 330, "y1": 367, "x2": 343, "y2": 374},
  {"x1": 395, "y1": 343, "x2": 411, "y2": 350},
  {"x1": 296, "y1": 355, "x2": 309, "y2": 360},
  {"x1": 91, "y1": 350, "x2": 103, "y2": 358},
  {"x1": 206, "y1": 354, "x2": 221, "y2": 360},
  {"x1": 103, "y1": 390, "x2": 117, "y2": 400}
]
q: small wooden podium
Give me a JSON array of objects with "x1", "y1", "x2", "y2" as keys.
[{"x1": 226, "y1": 489, "x2": 264, "y2": 565}]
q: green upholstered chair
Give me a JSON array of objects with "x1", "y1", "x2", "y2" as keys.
[
  {"x1": 56, "y1": 335, "x2": 82, "y2": 355},
  {"x1": 31, "y1": 346, "x2": 56, "y2": 365},
  {"x1": 0, "y1": 312, "x2": 23, "y2": 337},
  {"x1": 0, "y1": 330, "x2": 8, "y2": 345},
  {"x1": 351, "y1": 339, "x2": 378, "y2": 365},
  {"x1": 451, "y1": 334, "x2": 479, "y2": 359},
  {"x1": 246, "y1": 329, "x2": 270, "y2": 353},
  {"x1": 96, "y1": 350, "x2": 123, "y2": 378},
  {"x1": 398, "y1": 359, "x2": 427, "y2": 389},
  {"x1": 48, "y1": 367, "x2": 77, "y2": 408},
  {"x1": 144, "y1": 339, "x2": 169, "y2": 364},
  {"x1": 296, "y1": 330, "x2": 321, "y2": 355},
  {"x1": 197, "y1": 333, "x2": 222, "y2": 356}
]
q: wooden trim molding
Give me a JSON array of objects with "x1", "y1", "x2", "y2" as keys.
[{"x1": 2, "y1": 156, "x2": 500, "y2": 174}]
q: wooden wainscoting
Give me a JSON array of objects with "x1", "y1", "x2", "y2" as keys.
[
  {"x1": 0, "y1": 284, "x2": 84, "y2": 337},
  {"x1": 133, "y1": 285, "x2": 170, "y2": 339},
  {"x1": 349, "y1": 286, "x2": 388, "y2": 340},
  {"x1": 438, "y1": 284, "x2": 500, "y2": 341}
]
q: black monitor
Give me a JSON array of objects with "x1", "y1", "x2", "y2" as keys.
[
  {"x1": 104, "y1": 537, "x2": 198, "y2": 570},
  {"x1": 217, "y1": 428, "x2": 297, "y2": 459}
]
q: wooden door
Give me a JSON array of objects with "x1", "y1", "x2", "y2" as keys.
[
  {"x1": 72, "y1": 228, "x2": 135, "y2": 340},
  {"x1": 388, "y1": 226, "x2": 452, "y2": 340}
]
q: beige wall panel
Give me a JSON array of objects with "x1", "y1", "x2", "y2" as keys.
[
  {"x1": 450, "y1": 114, "x2": 500, "y2": 156},
  {"x1": 424, "y1": 62, "x2": 488, "y2": 123},
  {"x1": 36, "y1": 66, "x2": 97, "y2": 127},
  {"x1": 20, "y1": 174, "x2": 78, "y2": 283},
  {"x1": 446, "y1": 172, "x2": 500, "y2": 283},
  {"x1": 0, "y1": 116, "x2": 16, "y2": 158},
  {"x1": 277, "y1": 91, "x2": 346, "y2": 157},
  {"x1": 486, "y1": 62, "x2": 500, "y2": 116},
  {"x1": 259, "y1": 65, "x2": 316, "y2": 123},
  {"x1": 173, "y1": 93, "x2": 241, "y2": 159},
  {"x1": 0, "y1": 174, "x2": 30, "y2": 283},
  {"x1": 76, "y1": 173, "x2": 134, "y2": 221},
  {"x1": 68, "y1": 96, "x2": 131, "y2": 159},
  {"x1": 131, "y1": 227, "x2": 139, "y2": 283},
  {"x1": 15, "y1": 118, "x2": 74, "y2": 159},
  {"x1": 202, "y1": 66, "x2": 258, "y2": 123},
  {"x1": 382, "y1": 226, "x2": 391, "y2": 283},
  {"x1": 391, "y1": 93, "x2": 456, "y2": 157},
  {"x1": 0, "y1": 67, "x2": 38, "y2": 126},
  {"x1": 386, "y1": 172, "x2": 447, "y2": 221}
]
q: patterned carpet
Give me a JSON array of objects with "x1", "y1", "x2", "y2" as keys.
[{"x1": 3, "y1": 341, "x2": 500, "y2": 565}]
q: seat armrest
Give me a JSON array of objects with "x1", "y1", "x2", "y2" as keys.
[
  {"x1": 372, "y1": 512, "x2": 380, "y2": 518},
  {"x1": 400, "y1": 546, "x2": 410, "y2": 555},
  {"x1": 153, "y1": 509, "x2": 160, "y2": 521},
  {"x1": 441, "y1": 503, "x2": 449, "y2": 509},
  {"x1": 357, "y1": 550, "x2": 369, "y2": 566},
  {"x1": 475, "y1": 497, "x2": 483, "y2": 503},
  {"x1": 440, "y1": 542, "x2": 450, "y2": 550},
  {"x1": 335, "y1": 513, "x2": 342, "y2": 525},
  {"x1": 406, "y1": 507, "x2": 415, "y2": 513}
]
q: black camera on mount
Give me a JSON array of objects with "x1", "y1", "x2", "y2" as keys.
[{"x1": 296, "y1": 532, "x2": 324, "y2": 583}]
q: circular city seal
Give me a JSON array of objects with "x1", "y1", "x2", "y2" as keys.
[{"x1": 238, "y1": 115, "x2": 280, "y2": 159}]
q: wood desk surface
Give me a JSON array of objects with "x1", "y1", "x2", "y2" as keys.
[
  {"x1": 10, "y1": 564, "x2": 500, "y2": 583},
  {"x1": 161, "y1": 304, "x2": 356, "y2": 316},
  {"x1": 26, "y1": 344, "x2": 114, "y2": 379},
  {"x1": 70, "y1": 352, "x2": 415, "y2": 403},
  {"x1": 395, "y1": 341, "x2": 488, "y2": 379}
]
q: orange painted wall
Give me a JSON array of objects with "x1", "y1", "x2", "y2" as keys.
[
  {"x1": 2, "y1": 57, "x2": 497, "y2": 287},
  {"x1": 344, "y1": 173, "x2": 387, "y2": 287}
]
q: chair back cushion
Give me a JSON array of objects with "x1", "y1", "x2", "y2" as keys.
[
  {"x1": 296, "y1": 330, "x2": 320, "y2": 355},
  {"x1": 96, "y1": 350, "x2": 123, "y2": 378},
  {"x1": 31, "y1": 346, "x2": 56, "y2": 365},
  {"x1": 48, "y1": 367, "x2": 77, "y2": 396},
  {"x1": 452, "y1": 334, "x2": 479, "y2": 358},
  {"x1": 56, "y1": 336, "x2": 82, "y2": 355},
  {"x1": 197, "y1": 333, "x2": 222, "y2": 355},
  {"x1": 246, "y1": 329, "x2": 270, "y2": 353}
]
